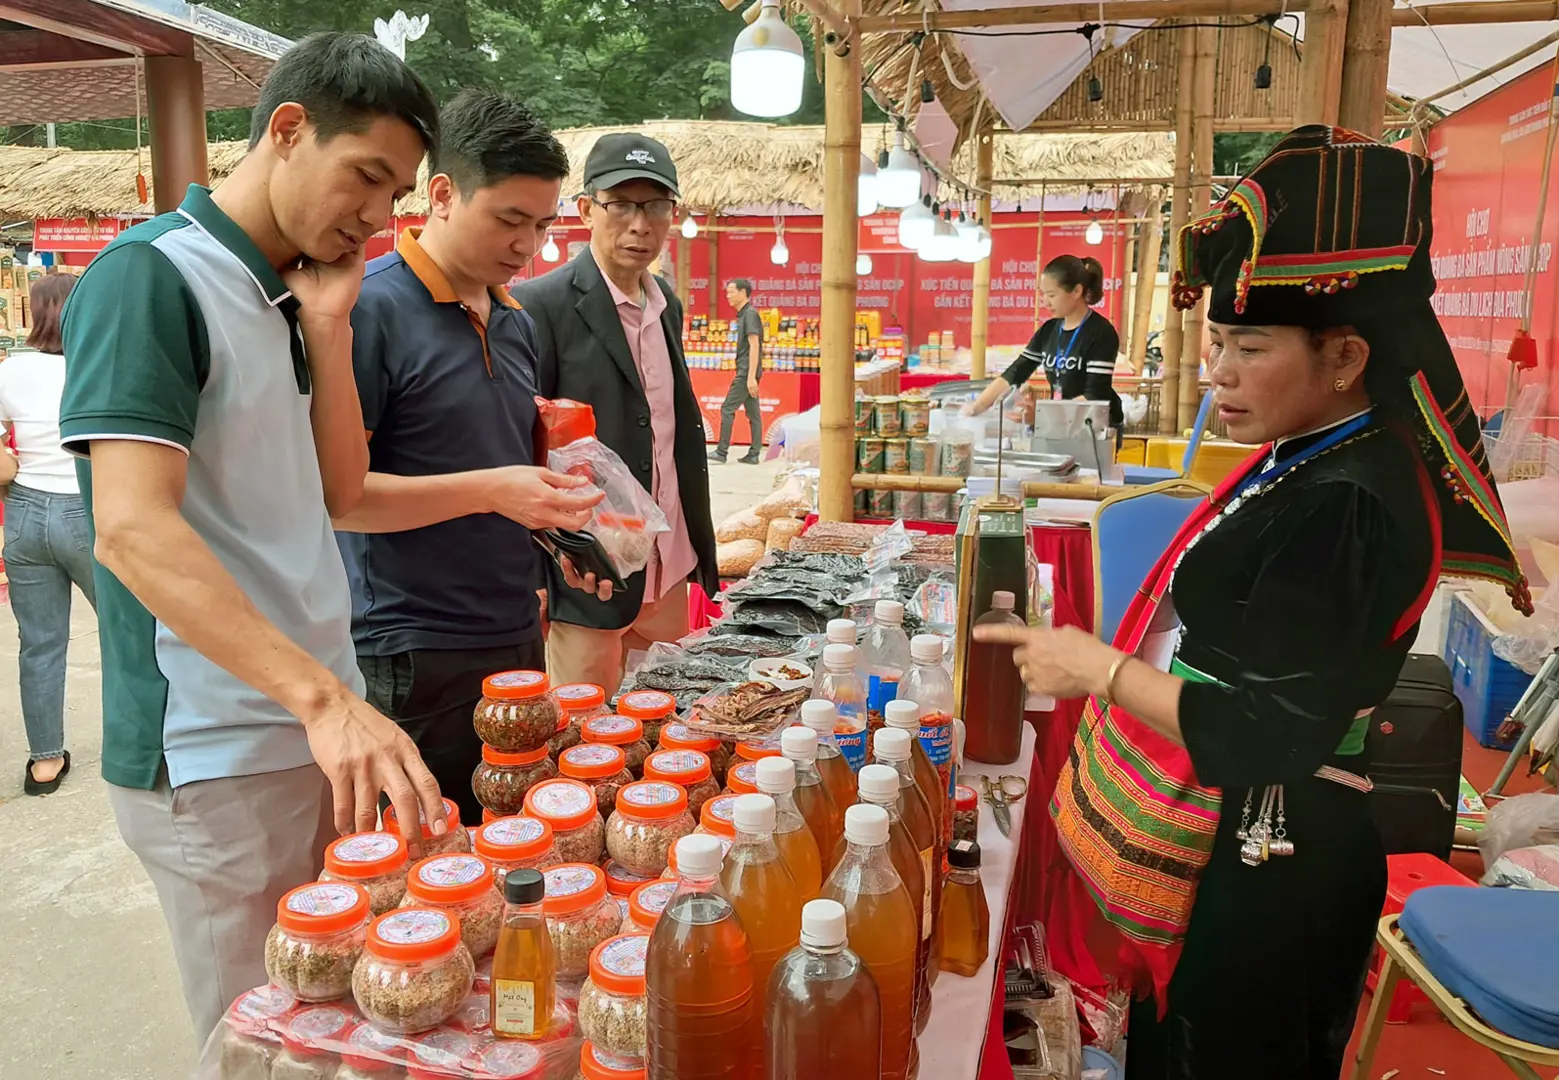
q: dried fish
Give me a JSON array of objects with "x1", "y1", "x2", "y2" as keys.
[{"x1": 685, "y1": 682, "x2": 810, "y2": 738}]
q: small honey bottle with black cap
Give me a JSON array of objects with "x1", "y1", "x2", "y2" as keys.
[
  {"x1": 491, "y1": 868, "x2": 555, "y2": 1040},
  {"x1": 937, "y1": 839, "x2": 990, "y2": 977}
]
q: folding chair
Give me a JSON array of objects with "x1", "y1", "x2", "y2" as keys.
[
  {"x1": 1122, "y1": 390, "x2": 1216, "y2": 485},
  {"x1": 1091, "y1": 479, "x2": 1211, "y2": 643}
]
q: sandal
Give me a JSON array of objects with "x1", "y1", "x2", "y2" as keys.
[{"x1": 23, "y1": 750, "x2": 70, "y2": 796}]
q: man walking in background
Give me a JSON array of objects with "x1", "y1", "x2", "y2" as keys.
[{"x1": 710, "y1": 278, "x2": 764, "y2": 463}]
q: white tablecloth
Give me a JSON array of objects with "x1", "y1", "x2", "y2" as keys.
[{"x1": 918, "y1": 722, "x2": 1038, "y2": 1078}]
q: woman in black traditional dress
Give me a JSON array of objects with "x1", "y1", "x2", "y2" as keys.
[{"x1": 976, "y1": 128, "x2": 1531, "y2": 1079}]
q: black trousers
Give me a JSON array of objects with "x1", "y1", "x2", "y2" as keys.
[
  {"x1": 716, "y1": 372, "x2": 762, "y2": 454},
  {"x1": 360, "y1": 640, "x2": 545, "y2": 825}
]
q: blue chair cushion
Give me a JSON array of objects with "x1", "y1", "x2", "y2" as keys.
[
  {"x1": 1122, "y1": 465, "x2": 1180, "y2": 486},
  {"x1": 1399, "y1": 886, "x2": 1559, "y2": 1048}
]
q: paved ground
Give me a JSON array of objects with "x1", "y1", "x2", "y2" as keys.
[{"x1": 0, "y1": 456, "x2": 781, "y2": 1080}]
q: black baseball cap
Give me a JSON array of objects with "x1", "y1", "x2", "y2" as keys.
[{"x1": 583, "y1": 133, "x2": 680, "y2": 198}]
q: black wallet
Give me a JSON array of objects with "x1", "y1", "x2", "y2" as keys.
[{"x1": 537, "y1": 528, "x2": 627, "y2": 591}]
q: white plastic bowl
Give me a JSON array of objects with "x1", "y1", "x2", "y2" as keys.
[{"x1": 749, "y1": 657, "x2": 814, "y2": 691}]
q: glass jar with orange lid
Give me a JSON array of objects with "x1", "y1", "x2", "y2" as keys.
[
  {"x1": 320, "y1": 831, "x2": 410, "y2": 916},
  {"x1": 581, "y1": 715, "x2": 652, "y2": 778},
  {"x1": 382, "y1": 797, "x2": 472, "y2": 858},
  {"x1": 475, "y1": 671, "x2": 562, "y2": 754},
  {"x1": 473, "y1": 744, "x2": 558, "y2": 817},
  {"x1": 733, "y1": 739, "x2": 782, "y2": 764},
  {"x1": 641, "y1": 750, "x2": 720, "y2": 819},
  {"x1": 541, "y1": 864, "x2": 622, "y2": 980},
  {"x1": 352, "y1": 908, "x2": 475, "y2": 1035},
  {"x1": 722, "y1": 760, "x2": 760, "y2": 796},
  {"x1": 264, "y1": 882, "x2": 372, "y2": 1003},
  {"x1": 474, "y1": 815, "x2": 562, "y2": 887},
  {"x1": 605, "y1": 781, "x2": 696, "y2": 876},
  {"x1": 576, "y1": 1042, "x2": 646, "y2": 1080},
  {"x1": 603, "y1": 859, "x2": 657, "y2": 904},
  {"x1": 615, "y1": 689, "x2": 677, "y2": 747},
  {"x1": 558, "y1": 743, "x2": 635, "y2": 814},
  {"x1": 523, "y1": 778, "x2": 606, "y2": 864},
  {"x1": 622, "y1": 880, "x2": 676, "y2": 935},
  {"x1": 578, "y1": 934, "x2": 649, "y2": 1061},
  {"x1": 552, "y1": 683, "x2": 610, "y2": 758},
  {"x1": 697, "y1": 793, "x2": 740, "y2": 845},
  {"x1": 400, "y1": 853, "x2": 504, "y2": 961},
  {"x1": 655, "y1": 723, "x2": 730, "y2": 782}
]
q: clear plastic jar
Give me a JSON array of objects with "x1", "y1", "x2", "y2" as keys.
[
  {"x1": 542, "y1": 863, "x2": 622, "y2": 980},
  {"x1": 382, "y1": 798, "x2": 472, "y2": 859},
  {"x1": 272, "y1": 1003, "x2": 356, "y2": 1080},
  {"x1": 604, "y1": 781, "x2": 696, "y2": 877},
  {"x1": 577, "y1": 1041, "x2": 648, "y2": 1080},
  {"x1": 558, "y1": 743, "x2": 635, "y2": 815},
  {"x1": 337, "y1": 1023, "x2": 407, "y2": 1080},
  {"x1": 722, "y1": 761, "x2": 760, "y2": 796},
  {"x1": 399, "y1": 853, "x2": 503, "y2": 961},
  {"x1": 616, "y1": 690, "x2": 677, "y2": 748},
  {"x1": 602, "y1": 859, "x2": 657, "y2": 904},
  {"x1": 578, "y1": 934, "x2": 649, "y2": 1060},
  {"x1": 641, "y1": 749, "x2": 721, "y2": 819},
  {"x1": 548, "y1": 711, "x2": 583, "y2": 761},
  {"x1": 472, "y1": 743, "x2": 558, "y2": 817},
  {"x1": 553, "y1": 683, "x2": 612, "y2": 760},
  {"x1": 264, "y1": 882, "x2": 372, "y2": 1003},
  {"x1": 581, "y1": 715, "x2": 652, "y2": 779},
  {"x1": 656, "y1": 723, "x2": 731, "y2": 783},
  {"x1": 523, "y1": 778, "x2": 606, "y2": 864},
  {"x1": 733, "y1": 739, "x2": 782, "y2": 764},
  {"x1": 406, "y1": 1028, "x2": 476, "y2": 1076},
  {"x1": 320, "y1": 832, "x2": 410, "y2": 917},
  {"x1": 469, "y1": 1039, "x2": 546, "y2": 1080},
  {"x1": 352, "y1": 908, "x2": 475, "y2": 1036},
  {"x1": 221, "y1": 986, "x2": 295, "y2": 1080},
  {"x1": 953, "y1": 783, "x2": 979, "y2": 844},
  {"x1": 473, "y1": 815, "x2": 561, "y2": 888},
  {"x1": 662, "y1": 822, "x2": 733, "y2": 879},
  {"x1": 474, "y1": 670, "x2": 562, "y2": 754},
  {"x1": 622, "y1": 880, "x2": 676, "y2": 934}
]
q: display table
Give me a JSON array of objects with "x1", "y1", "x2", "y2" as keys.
[
  {"x1": 900, "y1": 369, "x2": 969, "y2": 392},
  {"x1": 919, "y1": 722, "x2": 1038, "y2": 1080},
  {"x1": 690, "y1": 362, "x2": 904, "y2": 446}
]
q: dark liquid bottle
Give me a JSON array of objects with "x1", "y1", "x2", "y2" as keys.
[{"x1": 964, "y1": 591, "x2": 1027, "y2": 764}]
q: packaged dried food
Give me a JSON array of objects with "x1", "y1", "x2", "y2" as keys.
[
  {"x1": 220, "y1": 986, "x2": 295, "y2": 1080},
  {"x1": 656, "y1": 723, "x2": 730, "y2": 781},
  {"x1": 264, "y1": 881, "x2": 372, "y2": 1003},
  {"x1": 641, "y1": 749, "x2": 721, "y2": 819},
  {"x1": 717, "y1": 538, "x2": 766, "y2": 577},
  {"x1": 352, "y1": 908, "x2": 475, "y2": 1036},
  {"x1": 715, "y1": 508, "x2": 768, "y2": 543},
  {"x1": 382, "y1": 798, "x2": 473, "y2": 859},
  {"x1": 336, "y1": 1022, "x2": 407, "y2": 1080},
  {"x1": 542, "y1": 864, "x2": 622, "y2": 980},
  {"x1": 272, "y1": 1003, "x2": 356, "y2": 1080},
  {"x1": 544, "y1": 403, "x2": 671, "y2": 577},
  {"x1": 472, "y1": 744, "x2": 559, "y2": 817},
  {"x1": 577, "y1": 1042, "x2": 647, "y2": 1080},
  {"x1": 321, "y1": 832, "x2": 411, "y2": 916},
  {"x1": 953, "y1": 784, "x2": 979, "y2": 843},
  {"x1": 605, "y1": 782, "x2": 696, "y2": 877},
  {"x1": 723, "y1": 760, "x2": 760, "y2": 796},
  {"x1": 400, "y1": 854, "x2": 504, "y2": 961},
  {"x1": 623, "y1": 881, "x2": 677, "y2": 934},
  {"x1": 615, "y1": 690, "x2": 677, "y2": 747},
  {"x1": 469, "y1": 1038, "x2": 546, "y2": 1079},
  {"x1": 475, "y1": 671, "x2": 562, "y2": 754},
  {"x1": 581, "y1": 715, "x2": 652, "y2": 778},
  {"x1": 406, "y1": 1027, "x2": 476, "y2": 1075},
  {"x1": 577, "y1": 934, "x2": 649, "y2": 1060},
  {"x1": 685, "y1": 681, "x2": 811, "y2": 740},
  {"x1": 473, "y1": 815, "x2": 562, "y2": 888},
  {"x1": 524, "y1": 778, "x2": 607, "y2": 864},
  {"x1": 559, "y1": 743, "x2": 635, "y2": 814},
  {"x1": 602, "y1": 859, "x2": 657, "y2": 901}
]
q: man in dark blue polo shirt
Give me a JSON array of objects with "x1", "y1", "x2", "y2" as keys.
[{"x1": 333, "y1": 90, "x2": 605, "y2": 820}]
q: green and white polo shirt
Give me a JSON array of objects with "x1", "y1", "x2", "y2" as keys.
[{"x1": 60, "y1": 184, "x2": 364, "y2": 791}]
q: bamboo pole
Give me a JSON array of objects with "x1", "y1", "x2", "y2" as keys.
[
  {"x1": 1179, "y1": 23, "x2": 1217, "y2": 432},
  {"x1": 1129, "y1": 186, "x2": 1164, "y2": 373},
  {"x1": 852, "y1": 473, "x2": 1114, "y2": 501},
  {"x1": 857, "y1": 0, "x2": 1321, "y2": 32},
  {"x1": 819, "y1": 0, "x2": 862, "y2": 522},
  {"x1": 1390, "y1": 1, "x2": 1559, "y2": 25},
  {"x1": 1297, "y1": 0, "x2": 1347, "y2": 126},
  {"x1": 1033, "y1": 184, "x2": 1048, "y2": 329},
  {"x1": 1159, "y1": 26, "x2": 1196, "y2": 434},
  {"x1": 1507, "y1": 46, "x2": 1559, "y2": 412},
  {"x1": 706, "y1": 212, "x2": 720, "y2": 314},
  {"x1": 1338, "y1": 0, "x2": 1394, "y2": 137},
  {"x1": 971, "y1": 127, "x2": 995, "y2": 380},
  {"x1": 1120, "y1": 230, "x2": 1137, "y2": 363},
  {"x1": 1413, "y1": 29, "x2": 1559, "y2": 114},
  {"x1": 676, "y1": 221, "x2": 692, "y2": 307}
]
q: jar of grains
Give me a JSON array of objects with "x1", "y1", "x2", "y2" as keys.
[
  {"x1": 554, "y1": 683, "x2": 612, "y2": 751},
  {"x1": 220, "y1": 986, "x2": 294, "y2": 1080},
  {"x1": 352, "y1": 908, "x2": 475, "y2": 1036},
  {"x1": 953, "y1": 783, "x2": 979, "y2": 844},
  {"x1": 472, "y1": 744, "x2": 558, "y2": 817},
  {"x1": 320, "y1": 832, "x2": 410, "y2": 916},
  {"x1": 581, "y1": 715, "x2": 653, "y2": 779},
  {"x1": 547, "y1": 711, "x2": 582, "y2": 762},
  {"x1": 655, "y1": 724, "x2": 730, "y2": 783},
  {"x1": 558, "y1": 743, "x2": 635, "y2": 815},
  {"x1": 382, "y1": 797, "x2": 473, "y2": 859},
  {"x1": 474, "y1": 671, "x2": 562, "y2": 754},
  {"x1": 641, "y1": 750, "x2": 721, "y2": 819},
  {"x1": 604, "y1": 781, "x2": 696, "y2": 877},
  {"x1": 578, "y1": 934, "x2": 649, "y2": 1061},
  {"x1": 523, "y1": 778, "x2": 607, "y2": 864},
  {"x1": 622, "y1": 880, "x2": 677, "y2": 935},
  {"x1": 399, "y1": 854, "x2": 504, "y2": 961},
  {"x1": 469, "y1": 1039, "x2": 546, "y2": 1080},
  {"x1": 541, "y1": 863, "x2": 623, "y2": 981},
  {"x1": 733, "y1": 740, "x2": 782, "y2": 764},
  {"x1": 602, "y1": 859, "x2": 657, "y2": 905},
  {"x1": 663, "y1": 806, "x2": 734, "y2": 880},
  {"x1": 722, "y1": 760, "x2": 760, "y2": 796},
  {"x1": 473, "y1": 815, "x2": 561, "y2": 888},
  {"x1": 577, "y1": 1041, "x2": 648, "y2": 1080},
  {"x1": 264, "y1": 882, "x2": 372, "y2": 1003},
  {"x1": 335, "y1": 1023, "x2": 407, "y2": 1080},
  {"x1": 615, "y1": 690, "x2": 677, "y2": 748},
  {"x1": 271, "y1": 1003, "x2": 356, "y2": 1080}
]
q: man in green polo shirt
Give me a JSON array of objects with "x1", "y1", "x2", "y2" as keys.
[{"x1": 59, "y1": 34, "x2": 445, "y2": 1043}]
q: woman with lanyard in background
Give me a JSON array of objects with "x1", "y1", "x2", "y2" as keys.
[
  {"x1": 962, "y1": 254, "x2": 1123, "y2": 436},
  {"x1": 973, "y1": 128, "x2": 1531, "y2": 1078}
]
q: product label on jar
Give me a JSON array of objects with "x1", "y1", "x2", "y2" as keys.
[
  {"x1": 585, "y1": 715, "x2": 636, "y2": 738},
  {"x1": 731, "y1": 762, "x2": 759, "y2": 789},
  {"x1": 635, "y1": 881, "x2": 677, "y2": 919},
  {"x1": 604, "y1": 860, "x2": 654, "y2": 887},
  {"x1": 544, "y1": 864, "x2": 601, "y2": 898},
  {"x1": 376, "y1": 909, "x2": 452, "y2": 945},
  {"x1": 482, "y1": 816, "x2": 545, "y2": 848},
  {"x1": 599, "y1": 933, "x2": 649, "y2": 977},
  {"x1": 622, "y1": 690, "x2": 674, "y2": 716},
  {"x1": 418, "y1": 854, "x2": 487, "y2": 888},
  {"x1": 348, "y1": 1021, "x2": 402, "y2": 1057},
  {"x1": 411, "y1": 1029, "x2": 472, "y2": 1068},
  {"x1": 918, "y1": 847, "x2": 934, "y2": 938},
  {"x1": 490, "y1": 671, "x2": 546, "y2": 690},
  {"x1": 386, "y1": 796, "x2": 457, "y2": 830},
  {"x1": 563, "y1": 744, "x2": 622, "y2": 769},
  {"x1": 331, "y1": 832, "x2": 401, "y2": 864},
  {"x1": 917, "y1": 711, "x2": 954, "y2": 768},
  {"x1": 480, "y1": 1039, "x2": 544, "y2": 1076},
  {"x1": 555, "y1": 683, "x2": 603, "y2": 702},
  {"x1": 285, "y1": 882, "x2": 361, "y2": 917},
  {"x1": 705, "y1": 795, "x2": 738, "y2": 828},
  {"x1": 662, "y1": 723, "x2": 711, "y2": 747},
  {"x1": 287, "y1": 1005, "x2": 352, "y2": 1042},
  {"x1": 622, "y1": 781, "x2": 681, "y2": 809},
  {"x1": 530, "y1": 779, "x2": 592, "y2": 818},
  {"x1": 649, "y1": 750, "x2": 705, "y2": 778},
  {"x1": 233, "y1": 985, "x2": 296, "y2": 1023},
  {"x1": 591, "y1": 1046, "x2": 645, "y2": 1072}
]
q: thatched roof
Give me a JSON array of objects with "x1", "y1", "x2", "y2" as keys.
[{"x1": 0, "y1": 121, "x2": 1173, "y2": 221}]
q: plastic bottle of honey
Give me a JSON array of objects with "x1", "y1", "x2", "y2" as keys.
[
  {"x1": 754, "y1": 757, "x2": 823, "y2": 900},
  {"x1": 810, "y1": 646, "x2": 869, "y2": 771},
  {"x1": 937, "y1": 839, "x2": 990, "y2": 977},
  {"x1": 780, "y1": 726, "x2": 842, "y2": 873},
  {"x1": 720, "y1": 794, "x2": 802, "y2": 1040},
  {"x1": 765, "y1": 898, "x2": 882, "y2": 1079},
  {"x1": 881, "y1": 698, "x2": 947, "y2": 836},
  {"x1": 799, "y1": 699, "x2": 858, "y2": 815},
  {"x1": 873, "y1": 728, "x2": 941, "y2": 1005},
  {"x1": 822, "y1": 804, "x2": 920, "y2": 1080},
  {"x1": 646, "y1": 835, "x2": 756, "y2": 1079},
  {"x1": 490, "y1": 869, "x2": 556, "y2": 1040}
]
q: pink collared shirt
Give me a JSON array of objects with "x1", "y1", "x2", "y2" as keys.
[{"x1": 602, "y1": 271, "x2": 697, "y2": 601}]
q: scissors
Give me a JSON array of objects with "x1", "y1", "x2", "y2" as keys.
[{"x1": 979, "y1": 774, "x2": 1029, "y2": 837}]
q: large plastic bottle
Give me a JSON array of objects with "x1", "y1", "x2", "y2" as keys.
[
  {"x1": 859, "y1": 600, "x2": 912, "y2": 727},
  {"x1": 823, "y1": 804, "x2": 919, "y2": 1080},
  {"x1": 799, "y1": 699, "x2": 858, "y2": 814},
  {"x1": 766, "y1": 898, "x2": 883, "y2": 1079},
  {"x1": 964, "y1": 591, "x2": 1028, "y2": 765},
  {"x1": 816, "y1": 619, "x2": 860, "y2": 689},
  {"x1": 874, "y1": 727, "x2": 941, "y2": 1000},
  {"x1": 721, "y1": 793, "x2": 802, "y2": 1031},
  {"x1": 780, "y1": 726, "x2": 842, "y2": 872},
  {"x1": 896, "y1": 634, "x2": 958, "y2": 812},
  {"x1": 811, "y1": 645, "x2": 868, "y2": 771},
  {"x1": 755, "y1": 757, "x2": 823, "y2": 900},
  {"x1": 646, "y1": 834, "x2": 756, "y2": 1080},
  {"x1": 881, "y1": 698, "x2": 947, "y2": 836}
]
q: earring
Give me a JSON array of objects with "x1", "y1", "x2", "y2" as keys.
[{"x1": 1334, "y1": 378, "x2": 1348, "y2": 392}]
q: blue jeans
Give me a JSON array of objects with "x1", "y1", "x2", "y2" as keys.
[{"x1": 4, "y1": 482, "x2": 97, "y2": 761}]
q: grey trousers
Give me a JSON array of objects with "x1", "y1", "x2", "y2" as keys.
[{"x1": 109, "y1": 763, "x2": 336, "y2": 1045}]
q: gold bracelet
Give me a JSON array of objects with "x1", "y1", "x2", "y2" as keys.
[{"x1": 1101, "y1": 653, "x2": 1132, "y2": 707}]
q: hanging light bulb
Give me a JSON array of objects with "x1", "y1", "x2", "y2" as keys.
[
  {"x1": 955, "y1": 212, "x2": 983, "y2": 263},
  {"x1": 858, "y1": 152, "x2": 879, "y2": 217},
  {"x1": 1087, "y1": 75, "x2": 1104, "y2": 103},
  {"x1": 897, "y1": 195, "x2": 935, "y2": 250},
  {"x1": 1085, "y1": 218, "x2": 1104, "y2": 246},
  {"x1": 921, "y1": 212, "x2": 960, "y2": 263},
  {"x1": 770, "y1": 232, "x2": 790, "y2": 265},
  {"x1": 856, "y1": 252, "x2": 873, "y2": 275},
  {"x1": 975, "y1": 223, "x2": 994, "y2": 260},
  {"x1": 877, "y1": 132, "x2": 921, "y2": 209},
  {"x1": 730, "y1": 0, "x2": 805, "y2": 117},
  {"x1": 540, "y1": 233, "x2": 561, "y2": 262},
  {"x1": 681, "y1": 214, "x2": 699, "y2": 240}
]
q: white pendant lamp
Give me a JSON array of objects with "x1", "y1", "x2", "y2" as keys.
[
  {"x1": 856, "y1": 252, "x2": 873, "y2": 275},
  {"x1": 897, "y1": 196, "x2": 935, "y2": 250},
  {"x1": 954, "y1": 214, "x2": 983, "y2": 263},
  {"x1": 730, "y1": 1, "x2": 805, "y2": 118},
  {"x1": 975, "y1": 224, "x2": 994, "y2": 261},
  {"x1": 540, "y1": 234, "x2": 561, "y2": 262},
  {"x1": 920, "y1": 213, "x2": 960, "y2": 263},
  {"x1": 876, "y1": 133, "x2": 922, "y2": 209},
  {"x1": 858, "y1": 153, "x2": 879, "y2": 217},
  {"x1": 681, "y1": 214, "x2": 699, "y2": 239},
  {"x1": 770, "y1": 236, "x2": 790, "y2": 265},
  {"x1": 1085, "y1": 219, "x2": 1104, "y2": 245}
]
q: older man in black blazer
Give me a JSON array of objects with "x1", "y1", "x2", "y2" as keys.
[{"x1": 512, "y1": 133, "x2": 718, "y2": 691}]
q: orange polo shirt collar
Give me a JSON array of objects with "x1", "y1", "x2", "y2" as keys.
[{"x1": 395, "y1": 226, "x2": 522, "y2": 310}]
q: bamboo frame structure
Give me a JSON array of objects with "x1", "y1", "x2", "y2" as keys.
[
  {"x1": 1159, "y1": 27, "x2": 1197, "y2": 433},
  {"x1": 1412, "y1": 29, "x2": 1559, "y2": 117},
  {"x1": 1390, "y1": 0, "x2": 1559, "y2": 24},
  {"x1": 1033, "y1": 185, "x2": 1047, "y2": 329},
  {"x1": 856, "y1": 0, "x2": 1322, "y2": 32},
  {"x1": 1180, "y1": 23, "x2": 1217, "y2": 431},
  {"x1": 1129, "y1": 186, "x2": 1164, "y2": 373},
  {"x1": 1299, "y1": 0, "x2": 1349, "y2": 125},
  {"x1": 1339, "y1": 0, "x2": 1394, "y2": 137},
  {"x1": 853, "y1": 473, "x2": 1114, "y2": 501},
  {"x1": 971, "y1": 126, "x2": 995, "y2": 380},
  {"x1": 1118, "y1": 185, "x2": 1136, "y2": 366}
]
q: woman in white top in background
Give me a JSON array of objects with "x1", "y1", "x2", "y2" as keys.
[{"x1": 0, "y1": 273, "x2": 96, "y2": 795}]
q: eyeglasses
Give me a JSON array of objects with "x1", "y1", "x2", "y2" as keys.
[{"x1": 591, "y1": 197, "x2": 677, "y2": 222}]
